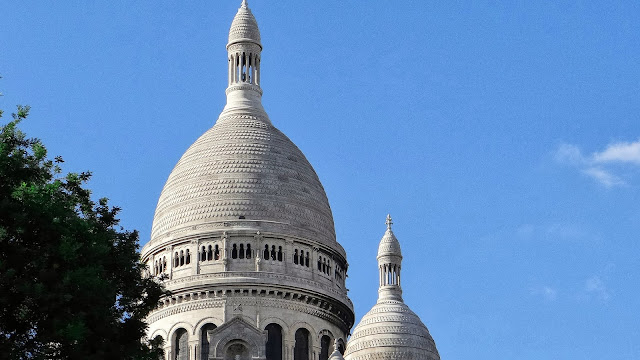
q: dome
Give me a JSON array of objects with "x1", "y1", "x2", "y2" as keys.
[
  {"x1": 344, "y1": 300, "x2": 440, "y2": 360},
  {"x1": 344, "y1": 216, "x2": 440, "y2": 360},
  {"x1": 149, "y1": 113, "x2": 337, "y2": 246},
  {"x1": 228, "y1": 0, "x2": 261, "y2": 47}
]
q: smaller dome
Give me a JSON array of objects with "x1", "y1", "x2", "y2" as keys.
[
  {"x1": 377, "y1": 214, "x2": 402, "y2": 259},
  {"x1": 345, "y1": 215, "x2": 440, "y2": 360},
  {"x1": 344, "y1": 300, "x2": 440, "y2": 360},
  {"x1": 228, "y1": 1, "x2": 261, "y2": 46}
]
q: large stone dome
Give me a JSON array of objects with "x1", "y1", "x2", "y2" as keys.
[{"x1": 149, "y1": 113, "x2": 337, "y2": 247}]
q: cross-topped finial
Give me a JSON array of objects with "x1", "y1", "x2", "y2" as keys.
[
  {"x1": 385, "y1": 214, "x2": 393, "y2": 230},
  {"x1": 241, "y1": 0, "x2": 248, "y2": 9}
]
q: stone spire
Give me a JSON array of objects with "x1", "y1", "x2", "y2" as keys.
[
  {"x1": 222, "y1": 0, "x2": 266, "y2": 117},
  {"x1": 377, "y1": 214, "x2": 403, "y2": 302}
]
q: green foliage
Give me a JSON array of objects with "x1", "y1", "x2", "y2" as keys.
[{"x1": 0, "y1": 106, "x2": 168, "y2": 359}]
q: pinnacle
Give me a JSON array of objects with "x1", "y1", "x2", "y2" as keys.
[
  {"x1": 385, "y1": 214, "x2": 393, "y2": 230},
  {"x1": 241, "y1": 0, "x2": 248, "y2": 9}
]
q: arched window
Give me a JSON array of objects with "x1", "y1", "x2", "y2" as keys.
[
  {"x1": 336, "y1": 339, "x2": 345, "y2": 355},
  {"x1": 294, "y1": 328, "x2": 310, "y2": 360},
  {"x1": 322, "y1": 258, "x2": 326, "y2": 273},
  {"x1": 200, "y1": 323, "x2": 217, "y2": 360},
  {"x1": 163, "y1": 257, "x2": 166, "y2": 272},
  {"x1": 207, "y1": 245, "x2": 213, "y2": 261},
  {"x1": 232, "y1": 244, "x2": 238, "y2": 259},
  {"x1": 174, "y1": 252, "x2": 179, "y2": 267},
  {"x1": 246, "y1": 244, "x2": 252, "y2": 259},
  {"x1": 320, "y1": 335, "x2": 331, "y2": 360},
  {"x1": 294, "y1": 250, "x2": 299, "y2": 265},
  {"x1": 214, "y1": 245, "x2": 220, "y2": 260},
  {"x1": 180, "y1": 250, "x2": 185, "y2": 266},
  {"x1": 271, "y1": 245, "x2": 276, "y2": 260},
  {"x1": 264, "y1": 245, "x2": 269, "y2": 260},
  {"x1": 239, "y1": 244, "x2": 245, "y2": 259},
  {"x1": 305, "y1": 252, "x2": 310, "y2": 267},
  {"x1": 265, "y1": 323, "x2": 283, "y2": 360},
  {"x1": 278, "y1": 246, "x2": 283, "y2": 261},
  {"x1": 201, "y1": 246, "x2": 206, "y2": 261},
  {"x1": 174, "y1": 328, "x2": 188, "y2": 360},
  {"x1": 317, "y1": 257, "x2": 322, "y2": 271},
  {"x1": 186, "y1": 249, "x2": 190, "y2": 265}
]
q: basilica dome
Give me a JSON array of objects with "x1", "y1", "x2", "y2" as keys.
[
  {"x1": 141, "y1": 3, "x2": 354, "y2": 358},
  {"x1": 148, "y1": 0, "x2": 337, "y2": 249},
  {"x1": 344, "y1": 216, "x2": 440, "y2": 360},
  {"x1": 344, "y1": 301, "x2": 439, "y2": 360},
  {"x1": 149, "y1": 115, "x2": 337, "y2": 247}
]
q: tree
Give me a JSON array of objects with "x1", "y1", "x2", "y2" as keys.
[{"x1": 0, "y1": 106, "x2": 168, "y2": 359}]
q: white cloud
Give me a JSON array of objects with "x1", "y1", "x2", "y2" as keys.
[
  {"x1": 592, "y1": 139, "x2": 640, "y2": 165},
  {"x1": 584, "y1": 275, "x2": 610, "y2": 301},
  {"x1": 554, "y1": 144, "x2": 585, "y2": 165},
  {"x1": 555, "y1": 139, "x2": 640, "y2": 187},
  {"x1": 581, "y1": 167, "x2": 625, "y2": 188}
]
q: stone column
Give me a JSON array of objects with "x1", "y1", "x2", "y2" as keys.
[
  {"x1": 256, "y1": 56, "x2": 260, "y2": 85},
  {"x1": 312, "y1": 247, "x2": 319, "y2": 281},
  {"x1": 192, "y1": 240, "x2": 199, "y2": 276},
  {"x1": 167, "y1": 246, "x2": 174, "y2": 280}
]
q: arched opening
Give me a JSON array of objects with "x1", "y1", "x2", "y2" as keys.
[
  {"x1": 214, "y1": 245, "x2": 220, "y2": 260},
  {"x1": 186, "y1": 249, "x2": 190, "y2": 265},
  {"x1": 180, "y1": 250, "x2": 185, "y2": 266},
  {"x1": 270, "y1": 245, "x2": 276, "y2": 260},
  {"x1": 174, "y1": 328, "x2": 188, "y2": 360},
  {"x1": 277, "y1": 246, "x2": 283, "y2": 261},
  {"x1": 200, "y1": 323, "x2": 217, "y2": 360},
  {"x1": 294, "y1": 249, "x2": 299, "y2": 265},
  {"x1": 305, "y1": 252, "x2": 309, "y2": 267},
  {"x1": 246, "y1": 244, "x2": 252, "y2": 259},
  {"x1": 232, "y1": 244, "x2": 238, "y2": 259},
  {"x1": 336, "y1": 338, "x2": 345, "y2": 355},
  {"x1": 320, "y1": 335, "x2": 331, "y2": 360},
  {"x1": 239, "y1": 244, "x2": 245, "y2": 259},
  {"x1": 294, "y1": 328, "x2": 310, "y2": 360},
  {"x1": 265, "y1": 323, "x2": 283, "y2": 360},
  {"x1": 225, "y1": 342, "x2": 249, "y2": 360},
  {"x1": 207, "y1": 245, "x2": 213, "y2": 261},
  {"x1": 264, "y1": 245, "x2": 269, "y2": 260}
]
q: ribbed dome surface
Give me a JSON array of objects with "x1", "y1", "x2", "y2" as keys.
[
  {"x1": 150, "y1": 114, "x2": 336, "y2": 245},
  {"x1": 377, "y1": 228, "x2": 402, "y2": 258},
  {"x1": 344, "y1": 300, "x2": 440, "y2": 360},
  {"x1": 228, "y1": 2, "x2": 261, "y2": 46}
]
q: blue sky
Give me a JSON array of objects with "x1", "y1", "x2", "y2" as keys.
[{"x1": 2, "y1": 1, "x2": 639, "y2": 358}]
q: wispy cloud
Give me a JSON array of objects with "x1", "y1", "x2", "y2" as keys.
[
  {"x1": 516, "y1": 223, "x2": 596, "y2": 242},
  {"x1": 581, "y1": 167, "x2": 625, "y2": 188},
  {"x1": 584, "y1": 275, "x2": 611, "y2": 302},
  {"x1": 530, "y1": 286, "x2": 557, "y2": 301},
  {"x1": 555, "y1": 139, "x2": 640, "y2": 187}
]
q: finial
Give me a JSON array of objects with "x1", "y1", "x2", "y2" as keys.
[
  {"x1": 241, "y1": 0, "x2": 248, "y2": 9},
  {"x1": 385, "y1": 214, "x2": 393, "y2": 230}
]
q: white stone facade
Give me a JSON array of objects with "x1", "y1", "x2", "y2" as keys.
[{"x1": 141, "y1": 2, "x2": 439, "y2": 360}]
